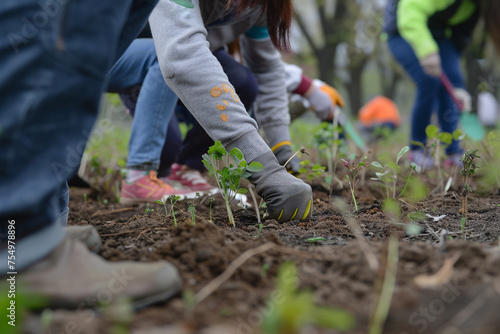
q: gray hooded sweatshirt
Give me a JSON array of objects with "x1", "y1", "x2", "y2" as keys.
[{"x1": 149, "y1": 0, "x2": 290, "y2": 162}]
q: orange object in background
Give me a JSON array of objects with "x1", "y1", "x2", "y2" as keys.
[{"x1": 358, "y1": 96, "x2": 400, "y2": 128}]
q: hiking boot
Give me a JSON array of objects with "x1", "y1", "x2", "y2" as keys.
[
  {"x1": 444, "y1": 153, "x2": 464, "y2": 168},
  {"x1": 120, "y1": 171, "x2": 195, "y2": 204},
  {"x1": 408, "y1": 150, "x2": 435, "y2": 169},
  {"x1": 17, "y1": 237, "x2": 181, "y2": 309},
  {"x1": 66, "y1": 225, "x2": 102, "y2": 253},
  {"x1": 165, "y1": 164, "x2": 217, "y2": 194}
]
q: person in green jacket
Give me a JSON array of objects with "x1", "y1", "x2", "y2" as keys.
[{"x1": 383, "y1": 0, "x2": 500, "y2": 168}]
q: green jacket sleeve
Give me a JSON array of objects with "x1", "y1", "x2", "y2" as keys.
[{"x1": 397, "y1": 0, "x2": 454, "y2": 59}]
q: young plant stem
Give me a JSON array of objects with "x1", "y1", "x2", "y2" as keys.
[
  {"x1": 349, "y1": 180, "x2": 358, "y2": 212},
  {"x1": 283, "y1": 147, "x2": 304, "y2": 169},
  {"x1": 435, "y1": 141, "x2": 444, "y2": 193},
  {"x1": 225, "y1": 196, "x2": 235, "y2": 227},
  {"x1": 248, "y1": 185, "x2": 262, "y2": 236},
  {"x1": 208, "y1": 198, "x2": 214, "y2": 223},
  {"x1": 369, "y1": 236, "x2": 399, "y2": 334},
  {"x1": 397, "y1": 170, "x2": 413, "y2": 198},
  {"x1": 392, "y1": 169, "x2": 397, "y2": 199}
]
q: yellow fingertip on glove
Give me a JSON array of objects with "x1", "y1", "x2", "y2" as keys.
[
  {"x1": 319, "y1": 84, "x2": 345, "y2": 108},
  {"x1": 302, "y1": 199, "x2": 312, "y2": 220}
]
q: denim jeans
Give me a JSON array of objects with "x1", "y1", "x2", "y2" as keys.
[
  {"x1": 0, "y1": 0, "x2": 157, "y2": 271},
  {"x1": 107, "y1": 38, "x2": 178, "y2": 171},
  {"x1": 114, "y1": 42, "x2": 259, "y2": 174},
  {"x1": 388, "y1": 35, "x2": 463, "y2": 155}
]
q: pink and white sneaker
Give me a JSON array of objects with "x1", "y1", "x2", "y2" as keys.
[
  {"x1": 120, "y1": 171, "x2": 196, "y2": 204},
  {"x1": 165, "y1": 164, "x2": 218, "y2": 194}
]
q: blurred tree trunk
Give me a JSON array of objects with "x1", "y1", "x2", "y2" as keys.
[
  {"x1": 294, "y1": 1, "x2": 347, "y2": 85},
  {"x1": 345, "y1": 49, "x2": 368, "y2": 115}
]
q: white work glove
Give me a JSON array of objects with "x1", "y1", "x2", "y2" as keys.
[
  {"x1": 453, "y1": 88, "x2": 472, "y2": 112},
  {"x1": 306, "y1": 80, "x2": 345, "y2": 121},
  {"x1": 420, "y1": 53, "x2": 442, "y2": 77}
]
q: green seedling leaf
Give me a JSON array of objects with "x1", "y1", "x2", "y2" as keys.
[
  {"x1": 307, "y1": 237, "x2": 326, "y2": 243},
  {"x1": 408, "y1": 211, "x2": 427, "y2": 222},
  {"x1": 298, "y1": 167, "x2": 308, "y2": 174},
  {"x1": 437, "y1": 132, "x2": 453, "y2": 145},
  {"x1": 247, "y1": 161, "x2": 263, "y2": 172},
  {"x1": 453, "y1": 129, "x2": 465, "y2": 140},
  {"x1": 229, "y1": 147, "x2": 244, "y2": 160},
  {"x1": 313, "y1": 306, "x2": 355, "y2": 331},
  {"x1": 207, "y1": 141, "x2": 227, "y2": 158},
  {"x1": 425, "y1": 124, "x2": 438, "y2": 138},
  {"x1": 312, "y1": 164, "x2": 325, "y2": 173},
  {"x1": 405, "y1": 223, "x2": 423, "y2": 236},
  {"x1": 237, "y1": 188, "x2": 248, "y2": 194},
  {"x1": 396, "y1": 146, "x2": 409, "y2": 165},
  {"x1": 410, "y1": 161, "x2": 421, "y2": 174},
  {"x1": 386, "y1": 161, "x2": 398, "y2": 172},
  {"x1": 382, "y1": 199, "x2": 401, "y2": 217},
  {"x1": 370, "y1": 161, "x2": 384, "y2": 169},
  {"x1": 411, "y1": 140, "x2": 425, "y2": 148}
]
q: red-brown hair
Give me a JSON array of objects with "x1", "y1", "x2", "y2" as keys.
[
  {"x1": 230, "y1": 0, "x2": 293, "y2": 52},
  {"x1": 484, "y1": 0, "x2": 500, "y2": 53}
]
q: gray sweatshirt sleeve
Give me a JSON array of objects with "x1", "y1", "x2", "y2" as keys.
[
  {"x1": 241, "y1": 26, "x2": 291, "y2": 149},
  {"x1": 148, "y1": 0, "x2": 270, "y2": 162}
]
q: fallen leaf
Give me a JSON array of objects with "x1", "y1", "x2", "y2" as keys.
[
  {"x1": 414, "y1": 252, "x2": 461, "y2": 289},
  {"x1": 426, "y1": 214, "x2": 447, "y2": 222}
]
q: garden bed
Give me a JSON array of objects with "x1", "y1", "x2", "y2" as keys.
[{"x1": 30, "y1": 173, "x2": 500, "y2": 334}]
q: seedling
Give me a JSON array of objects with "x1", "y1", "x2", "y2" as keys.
[
  {"x1": 144, "y1": 203, "x2": 154, "y2": 215},
  {"x1": 459, "y1": 149, "x2": 480, "y2": 235},
  {"x1": 156, "y1": 195, "x2": 182, "y2": 227},
  {"x1": 312, "y1": 122, "x2": 344, "y2": 176},
  {"x1": 208, "y1": 197, "x2": 215, "y2": 223},
  {"x1": 248, "y1": 184, "x2": 262, "y2": 236},
  {"x1": 412, "y1": 125, "x2": 457, "y2": 175},
  {"x1": 83, "y1": 193, "x2": 87, "y2": 203},
  {"x1": 313, "y1": 122, "x2": 345, "y2": 197},
  {"x1": 261, "y1": 261, "x2": 355, "y2": 334},
  {"x1": 202, "y1": 141, "x2": 263, "y2": 227},
  {"x1": 298, "y1": 160, "x2": 326, "y2": 182},
  {"x1": 187, "y1": 192, "x2": 201, "y2": 225},
  {"x1": 306, "y1": 237, "x2": 326, "y2": 243},
  {"x1": 342, "y1": 157, "x2": 370, "y2": 212},
  {"x1": 371, "y1": 146, "x2": 417, "y2": 199}
]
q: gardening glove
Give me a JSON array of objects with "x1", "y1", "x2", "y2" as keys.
[
  {"x1": 453, "y1": 88, "x2": 472, "y2": 112},
  {"x1": 248, "y1": 151, "x2": 312, "y2": 223},
  {"x1": 306, "y1": 80, "x2": 345, "y2": 121},
  {"x1": 271, "y1": 141, "x2": 301, "y2": 174},
  {"x1": 420, "y1": 53, "x2": 442, "y2": 77}
]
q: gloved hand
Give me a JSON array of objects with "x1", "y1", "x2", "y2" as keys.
[
  {"x1": 272, "y1": 142, "x2": 301, "y2": 174},
  {"x1": 420, "y1": 53, "x2": 442, "y2": 77},
  {"x1": 453, "y1": 88, "x2": 472, "y2": 112},
  {"x1": 306, "y1": 80, "x2": 345, "y2": 121},
  {"x1": 248, "y1": 151, "x2": 312, "y2": 223}
]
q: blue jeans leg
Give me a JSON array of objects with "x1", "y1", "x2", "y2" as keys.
[
  {"x1": 108, "y1": 39, "x2": 178, "y2": 171},
  {"x1": 0, "y1": 0, "x2": 156, "y2": 271},
  {"x1": 388, "y1": 35, "x2": 463, "y2": 154}
]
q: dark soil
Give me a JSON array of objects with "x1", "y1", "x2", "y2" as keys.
[{"x1": 28, "y1": 176, "x2": 500, "y2": 334}]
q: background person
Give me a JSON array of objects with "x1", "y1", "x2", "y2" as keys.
[{"x1": 383, "y1": 0, "x2": 500, "y2": 168}]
